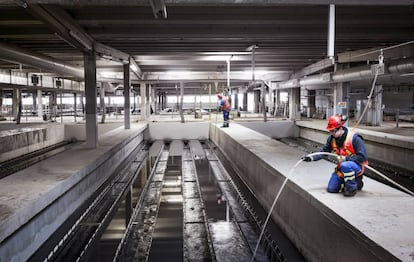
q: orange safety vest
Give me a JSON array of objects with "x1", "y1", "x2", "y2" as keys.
[
  {"x1": 221, "y1": 98, "x2": 231, "y2": 111},
  {"x1": 331, "y1": 131, "x2": 368, "y2": 176}
]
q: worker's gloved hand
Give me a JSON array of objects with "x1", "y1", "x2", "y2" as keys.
[
  {"x1": 301, "y1": 155, "x2": 313, "y2": 162},
  {"x1": 336, "y1": 155, "x2": 346, "y2": 163}
]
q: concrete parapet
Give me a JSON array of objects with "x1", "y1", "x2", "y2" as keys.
[
  {"x1": 0, "y1": 124, "x2": 64, "y2": 162},
  {"x1": 0, "y1": 123, "x2": 147, "y2": 262},
  {"x1": 210, "y1": 123, "x2": 414, "y2": 262}
]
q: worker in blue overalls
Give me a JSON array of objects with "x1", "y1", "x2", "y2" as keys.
[
  {"x1": 217, "y1": 93, "x2": 231, "y2": 128},
  {"x1": 302, "y1": 115, "x2": 368, "y2": 197}
]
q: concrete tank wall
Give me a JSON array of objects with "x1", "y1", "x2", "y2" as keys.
[{"x1": 0, "y1": 124, "x2": 64, "y2": 162}]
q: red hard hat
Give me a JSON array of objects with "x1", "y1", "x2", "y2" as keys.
[
  {"x1": 217, "y1": 93, "x2": 222, "y2": 98},
  {"x1": 326, "y1": 115, "x2": 344, "y2": 131}
]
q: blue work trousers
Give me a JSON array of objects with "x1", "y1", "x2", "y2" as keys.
[
  {"x1": 327, "y1": 161, "x2": 362, "y2": 193},
  {"x1": 223, "y1": 110, "x2": 230, "y2": 125}
]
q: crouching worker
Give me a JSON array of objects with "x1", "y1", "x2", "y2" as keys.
[{"x1": 301, "y1": 115, "x2": 368, "y2": 197}]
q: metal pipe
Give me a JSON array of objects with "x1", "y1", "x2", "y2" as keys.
[
  {"x1": 0, "y1": 42, "x2": 84, "y2": 80},
  {"x1": 276, "y1": 58, "x2": 414, "y2": 89}
]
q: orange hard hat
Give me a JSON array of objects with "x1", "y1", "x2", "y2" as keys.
[{"x1": 326, "y1": 115, "x2": 345, "y2": 131}]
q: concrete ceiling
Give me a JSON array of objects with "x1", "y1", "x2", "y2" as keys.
[{"x1": 0, "y1": 0, "x2": 413, "y2": 90}]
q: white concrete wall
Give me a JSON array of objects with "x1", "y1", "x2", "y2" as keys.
[
  {"x1": 64, "y1": 122, "x2": 123, "y2": 141},
  {"x1": 238, "y1": 120, "x2": 299, "y2": 138},
  {"x1": 145, "y1": 122, "x2": 209, "y2": 141}
]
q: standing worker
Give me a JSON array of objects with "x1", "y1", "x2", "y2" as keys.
[
  {"x1": 301, "y1": 115, "x2": 368, "y2": 197},
  {"x1": 217, "y1": 93, "x2": 231, "y2": 128}
]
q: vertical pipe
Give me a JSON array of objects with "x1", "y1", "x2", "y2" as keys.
[
  {"x1": 227, "y1": 58, "x2": 231, "y2": 89},
  {"x1": 208, "y1": 83, "x2": 211, "y2": 120},
  {"x1": 327, "y1": 4, "x2": 335, "y2": 61}
]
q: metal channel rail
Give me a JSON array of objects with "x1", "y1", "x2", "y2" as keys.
[
  {"x1": 0, "y1": 140, "x2": 73, "y2": 179},
  {"x1": 203, "y1": 147, "x2": 269, "y2": 262},
  {"x1": 114, "y1": 145, "x2": 169, "y2": 261},
  {"x1": 182, "y1": 144, "x2": 214, "y2": 261},
  {"x1": 29, "y1": 143, "x2": 147, "y2": 262},
  {"x1": 111, "y1": 140, "x2": 295, "y2": 262}
]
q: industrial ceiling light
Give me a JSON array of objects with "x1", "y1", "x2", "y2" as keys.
[{"x1": 149, "y1": 0, "x2": 167, "y2": 19}]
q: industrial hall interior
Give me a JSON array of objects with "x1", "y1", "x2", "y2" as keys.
[{"x1": 0, "y1": 0, "x2": 413, "y2": 261}]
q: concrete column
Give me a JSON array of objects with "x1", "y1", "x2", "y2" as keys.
[
  {"x1": 12, "y1": 88, "x2": 18, "y2": 119},
  {"x1": 0, "y1": 91, "x2": 3, "y2": 114},
  {"x1": 123, "y1": 63, "x2": 131, "y2": 129},
  {"x1": 12, "y1": 88, "x2": 22, "y2": 123},
  {"x1": 243, "y1": 92, "x2": 248, "y2": 111},
  {"x1": 162, "y1": 91, "x2": 167, "y2": 110},
  {"x1": 36, "y1": 89, "x2": 42, "y2": 118},
  {"x1": 254, "y1": 90, "x2": 260, "y2": 113},
  {"x1": 367, "y1": 85, "x2": 383, "y2": 126},
  {"x1": 261, "y1": 82, "x2": 267, "y2": 122},
  {"x1": 233, "y1": 89, "x2": 239, "y2": 110},
  {"x1": 150, "y1": 85, "x2": 156, "y2": 115},
  {"x1": 80, "y1": 92, "x2": 85, "y2": 120},
  {"x1": 140, "y1": 82, "x2": 146, "y2": 121},
  {"x1": 180, "y1": 81, "x2": 184, "y2": 123},
  {"x1": 100, "y1": 86, "x2": 105, "y2": 124},
  {"x1": 32, "y1": 91, "x2": 37, "y2": 115},
  {"x1": 289, "y1": 87, "x2": 300, "y2": 120},
  {"x1": 74, "y1": 93, "x2": 77, "y2": 122},
  {"x1": 125, "y1": 186, "x2": 132, "y2": 226},
  {"x1": 146, "y1": 84, "x2": 151, "y2": 117},
  {"x1": 269, "y1": 89, "x2": 274, "y2": 116},
  {"x1": 333, "y1": 81, "x2": 348, "y2": 116},
  {"x1": 308, "y1": 90, "x2": 316, "y2": 118},
  {"x1": 84, "y1": 52, "x2": 98, "y2": 149}
]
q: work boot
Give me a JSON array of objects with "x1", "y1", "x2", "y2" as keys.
[
  {"x1": 343, "y1": 188, "x2": 357, "y2": 197},
  {"x1": 356, "y1": 176, "x2": 364, "y2": 190}
]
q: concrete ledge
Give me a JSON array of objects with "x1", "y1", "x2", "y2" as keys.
[
  {"x1": 296, "y1": 120, "x2": 414, "y2": 173},
  {"x1": 0, "y1": 123, "x2": 147, "y2": 262},
  {"x1": 210, "y1": 123, "x2": 414, "y2": 262},
  {"x1": 0, "y1": 124, "x2": 64, "y2": 162}
]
